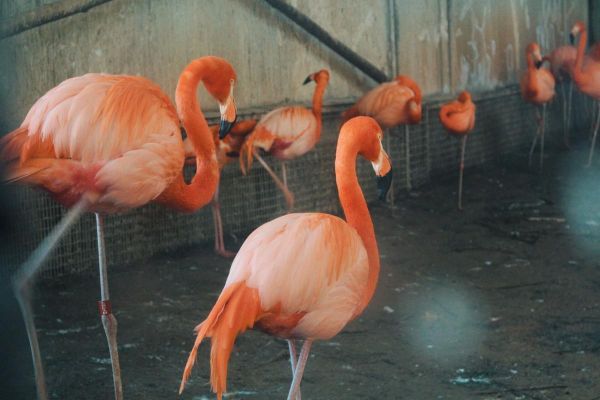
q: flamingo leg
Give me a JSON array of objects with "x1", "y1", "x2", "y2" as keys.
[
  {"x1": 95, "y1": 214, "x2": 123, "y2": 400},
  {"x1": 210, "y1": 186, "x2": 235, "y2": 258},
  {"x1": 385, "y1": 129, "x2": 395, "y2": 206},
  {"x1": 282, "y1": 161, "x2": 288, "y2": 188},
  {"x1": 287, "y1": 339, "x2": 301, "y2": 400},
  {"x1": 540, "y1": 104, "x2": 546, "y2": 171},
  {"x1": 528, "y1": 107, "x2": 542, "y2": 168},
  {"x1": 586, "y1": 102, "x2": 600, "y2": 168},
  {"x1": 13, "y1": 199, "x2": 87, "y2": 400},
  {"x1": 253, "y1": 150, "x2": 294, "y2": 210},
  {"x1": 458, "y1": 135, "x2": 468, "y2": 210},
  {"x1": 561, "y1": 83, "x2": 570, "y2": 148},
  {"x1": 566, "y1": 81, "x2": 573, "y2": 141},
  {"x1": 404, "y1": 125, "x2": 412, "y2": 191},
  {"x1": 286, "y1": 339, "x2": 312, "y2": 400}
]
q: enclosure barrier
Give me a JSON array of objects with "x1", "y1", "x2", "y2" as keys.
[{"x1": 0, "y1": 84, "x2": 596, "y2": 280}]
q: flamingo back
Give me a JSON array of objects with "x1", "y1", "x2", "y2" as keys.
[
  {"x1": 354, "y1": 82, "x2": 416, "y2": 128},
  {"x1": 224, "y1": 212, "x2": 369, "y2": 340}
]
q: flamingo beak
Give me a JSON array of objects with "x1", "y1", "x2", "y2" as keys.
[
  {"x1": 219, "y1": 96, "x2": 237, "y2": 139},
  {"x1": 534, "y1": 60, "x2": 543, "y2": 69},
  {"x1": 303, "y1": 74, "x2": 314, "y2": 85},
  {"x1": 372, "y1": 140, "x2": 393, "y2": 201},
  {"x1": 569, "y1": 33, "x2": 575, "y2": 45}
]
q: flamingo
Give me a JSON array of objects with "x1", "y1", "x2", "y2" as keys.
[
  {"x1": 0, "y1": 56, "x2": 238, "y2": 400},
  {"x1": 341, "y1": 75, "x2": 422, "y2": 195},
  {"x1": 570, "y1": 21, "x2": 600, "y2": 167},
  {"x1": 520, "y1": 42, "x2": 556, "y2": 171},
  {"x1": 240, "y1": 69, "x2": 330, "y2": 210},
  {"x1": 184, "y1": 119, "x2": 257, "y2": 257},
  {"x1": 438, "y1": 91, "x2": 476, "y2": 210},
  {"x1": 179, "y1": 116, "x2": 392, "y2": 400}
]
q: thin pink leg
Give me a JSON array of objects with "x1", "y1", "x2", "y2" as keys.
[
  {"x1": 586, "y1": 102, "x2": 600, "y2": 168},
  {"x1": 286, "y1": 340, "x2": 312, "y2": 400},
  {"x1": 287, "y1": 339, "x2": 301, "y2": 400},
  {"x1": 211, "y1": 186, "x2": 235, "y2": 258},
  {"x1": 254, "y1": 150, "x2": 295, "y2": 210}
]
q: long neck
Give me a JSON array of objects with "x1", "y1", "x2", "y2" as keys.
[
  {"x1": 574, "y1": 28, "x2": 587, "y2": 75},
  {"x1": 311, "y1": 79, "x2": 327, "y2": 118},
  {"x1": 335, "y1": 135, "x2": 380, "y2": 315},
  {"x1": 156, "y1": 59, "x2": 219, "y2": 212}
]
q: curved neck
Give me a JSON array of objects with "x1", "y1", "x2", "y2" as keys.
[
  {"x1": 311, "y1": 79, "x2": 327, "y2": 118},
  {"x1": 156, "y1": 59, "x2": 219, "y2": 212},
  {"x1": 574, "y1": 29, "x2": 588, "y2": 74},
  {"x1": 335, "y1": 134, "x2": 380, "y2": 315}
]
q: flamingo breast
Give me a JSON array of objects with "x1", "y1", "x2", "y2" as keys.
[{"x1": 224, "y1": 213, "x2": 369, "y2": 340}]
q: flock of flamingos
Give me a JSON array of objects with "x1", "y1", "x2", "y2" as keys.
[{"x1": 0, "y1": 19, "x2": 599, "y2": 400}]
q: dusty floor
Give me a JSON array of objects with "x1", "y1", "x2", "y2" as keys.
[{"x1": 5, "y1": 145, "x2": 600, "y2": 399}]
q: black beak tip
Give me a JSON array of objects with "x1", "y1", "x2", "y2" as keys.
[
  {"x1": 302, "y1": 76, "x2": 312, "y2": 85},
  {"x1": 376, "y1": 168, "x2": 393, "y2": 201},
  {"x1": 569, "y1": 33, "x2": 575, "y2": 45},
  {"x1": 534, "y1": 60, "x2": 543, "y2": 69},
  {"x1": 219, "y1": 120, "x2": 234, "y2": 139}
]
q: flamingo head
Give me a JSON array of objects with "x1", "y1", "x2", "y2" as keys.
[
  {"x1": 570, "y1": 21, "x2": 585, "y2": 45},
  {"x1": 303, "y1": 69, "x2": 330, "y2": 86},
  {"x1": 458, "y1": 91, "x2": 472, "y2": 103},
  {"x1": 202, "y1": 57, "x2": 238, "y2": 139},
  {"x1": 526, "y1": 43, "x2": 543, "y2": 68}
]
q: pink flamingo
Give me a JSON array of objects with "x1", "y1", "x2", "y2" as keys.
[
  {"x1": 179, "y1": 116, "x2": 392, "y2": 400},
  {"x1": 0, "y1": 56, "x2": 237, "y2": 400},
  {"x1": 342, "y1": 75, "x2": 421, "y2": 194},
  {"x1": 240, "y1": 69, "x2": 330, "y2": 210},
  {"x1": 521, "y1": 42, "x2": 555, "y2": 170},
  {"x1": 184, "y1": 119, "x2": 257, "y2": 257},
  {"x1": 570, "y1": 21, "x2": 600, "y2": 166},
  {"x1": 439, "y1": 91, "x2": 476, "y2": 210}
]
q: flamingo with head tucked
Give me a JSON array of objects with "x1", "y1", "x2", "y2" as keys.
[
  {"x1": 570, "y1": 21, "x2": 600, "y2": 167},
  {"x1": 179, "y1": 116, "x2": 392, "y2": 400},
  {"x1": 439, "y1": 91, "x2": 476, "y2": 210},
  {"x1": 0, "y1": 56, "x2": 237, "y2": 400},
  {"x1": 240, "y1": 69, "x2": 330, "y2": 211},
  {"x1": 184, "y1": 119, "x2": 257, "y2": 257},
  {"x1": 521, "y1": 42, "x2": 555, "y2": 171},
  {"x1": 342, "y1": 75, "x2": 422, "y2": 195}
]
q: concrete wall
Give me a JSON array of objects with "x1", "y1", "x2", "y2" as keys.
[{"x1": 0, "y1": 0, "x2": 589, "y2": 132}]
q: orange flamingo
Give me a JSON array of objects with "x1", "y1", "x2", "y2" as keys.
[
  {"x1": 439, "y1": 91, "x2": 476, "y2": 210},
  {"x1": 0, "y1": 56, "x2": 237, "y2": 400},
  {"x1": 240, "y1": 69, "x2": 330, "y2": 210},
  {"x1": 184, "y1": 119, "x2": 257, "y2": 257},
  {"x1": 570, "y1": 21, "x2": 600, "y2": 167},
  {"x1": 179, "y1": 116, "x2": 392, "y2": 400},
  {"x1": 521, "y1": 42, "x2": 555, "y2": 170},
  {"x1": 342, "y1": 75, "x2": 422, "y2": 194}
]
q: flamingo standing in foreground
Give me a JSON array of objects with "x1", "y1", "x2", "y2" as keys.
[
  {"x1": 0, "y1": 56, "x2": 237, "y2": 400},
  {"x1": 342, "y1": 75, "x2": 422, "y2": 195},
  {"x1": 439, "y1": 91, "x2": 476, "y2": 210},
  {"x1": 184, "y1": 119, "x2": 257, "y2": 257},
  {"x1": 570, "y1": 21, "x2": 600, "y2": 167},
  {"x1": 521, "y1": 42, "x2": 556, "y2": 171},
  {"x1": 179, "y1": 116, "x2": 392, "y2": 400},
  {"x1": 240, "y1": 69, "x2": 330, "y2": 210}
]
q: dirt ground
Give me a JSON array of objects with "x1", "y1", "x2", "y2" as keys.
[{"x1": 5, "y1": 145, "x2": 600, "y2": 399}]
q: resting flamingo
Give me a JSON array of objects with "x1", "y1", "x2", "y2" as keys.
[
  {"x1": 570, "y1": 21, "x2": 600, "y2": 167},
  {"x1": 0, "y1": 56, "x2": 237, "y2": 400},
  {"x1": 184, "y1": 119, "x2": 257, "y2": 257},
  {"x1": 240, "y1": 69, "x2": 330, "y2": 210},
  {"x1": 521, "y1": 42, "x2": 555, "y2": 170},
  {"x1": 439, "y1": 91, "x2": 476, "y2": 210},
  {"x1": 342, "y1": 74, "x2": 422, "y2": 194},
  {"x1": 179, "y1": 116, "x2": 392, "y2": 400}
]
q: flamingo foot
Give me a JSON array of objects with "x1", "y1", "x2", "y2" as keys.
[
  {"x1": 100, "y1": 310, "x2": 123, "y2": 400},
  {"x1": 284, "y1": 190, "x2": 295, "y2": 211}
]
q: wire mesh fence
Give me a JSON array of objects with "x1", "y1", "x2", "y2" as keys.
[{"x1": 0, "y1": 84, "x2": 596, "y2": 281}]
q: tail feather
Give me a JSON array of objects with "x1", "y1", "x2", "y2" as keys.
[
  {"x1": 0, "y1": 127, "x2": 28, "y2": 166},
  {"x1": 180, "y1": 282, "x2": 261, "y2": 399}
]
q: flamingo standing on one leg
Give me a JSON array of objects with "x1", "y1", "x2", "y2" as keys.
[
  {"x1": 439, "y1": 91, "x2": 476, "y2": 210},
  {"x1": 521, "y1": 42, "x2": 556, "y2": 171},
  {"x1": 341, "y1": 75, "x2": 422, "y2": 196},
  {"x1": 570, "y1": 21, "x2": 600, "y2": 167},
  {"x1": 240, "y1": 69, "x2": 330, "y2": 210},
  {"x1": 184, "y1": 119, "x2": 257, "y2": 257},
  {"x1": 179, "y1": 116, "x2": 392, "y2": 400},
  {"x1": 0, "y1": 56, "x2": 238, "y2": 400}
]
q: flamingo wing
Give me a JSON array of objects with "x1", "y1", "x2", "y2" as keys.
[
  {"x1": 224, "y1": 212, "x2": 369, "y2": 340},
  {"x1": 3, "y1": 74, "x2": 184, "y2": 211},
  {"x1": 354, "y1": 82, "x2": 414, "y2": 128}
]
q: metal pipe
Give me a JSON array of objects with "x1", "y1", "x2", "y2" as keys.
[
  {"x1": 0, "y1": 0, "x2": 112, "y2": 40},
  {"x1": 263, "y1": 0, "x2": 389, "y2": 83}
]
